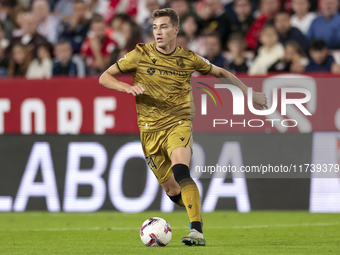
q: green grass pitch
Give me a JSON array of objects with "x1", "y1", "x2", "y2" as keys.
[{"x1": 0, "y1": 211, "x2": 339, "y2": 254}]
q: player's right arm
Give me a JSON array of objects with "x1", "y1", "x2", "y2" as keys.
[
  {"x1": 99, "y1": 48, "x2": 145, "y2": 96},
  {"x1": 99, "y1": 64, "x2": 145, "y2": 96}
]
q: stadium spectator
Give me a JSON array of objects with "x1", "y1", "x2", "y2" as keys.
[
  {"x1": 245, "y1": 0, "x2": 279, "y2": 50},
  {"x1": 54, "y1": 0, "x2": 79, "y2": 21},
  {"x1": 121, "y1": 19, "x2": 141, "y2": 52},
  {"x1": 104, "y1": 0, "x2": 139, "y2": 24},
  {"x1": 170, "y1": 0, "x2": 190, "y2": 20},
  {"x1": 181, "y1": 13, "x2": 205, "y2": 56},
  {"x1": 144, "y1": 30, "x2": 155, "y2": 44},
  {"x1": 7, "y1": 42, "x2": 31, "y2": 77},
  {"x1": 32, "y1": 0, "x2": 59, "y2": 45},
  {"x1": 204, "y1": 31, "x2": 229, "y2": 69},
  {"x1": 268, "y1": 40, "x2": 308, "y2": 72},
  {"x1": 140, "y1": 0, "x2": 162, "y2": 42},
  {"x1": 6, "y1": 12, "x2": 48, "y2": 59},
  {"x1": 307, "y1": 0, "x2": 340, "y2": 49},
  {"x1": 0, "y1": 21, "x2": 9, "y2": 76},
  {"x1": 231, "y1": 0, "x2": 254, "y2": 36},
  {"x1": 248, "y1": 25, "x2": 284, "y2": 75},
  {"x1": 53, "y1": 39, "x2": 85, "y2": 77},
  {"x1": 162, "y1": 0, "x2": 171, "y2": 8},
  {"x1": 290, "y1": 0, "x2": 316, "y2": 35},
  {"x1": 306, "y1": 39, "x2": 340, "y2": 73},
  {"x1": 110, "y1": 19, "x2": 141, "y2": 64},
  {"x1": 197, "y1": 0, "x2": 232, "y2": 47},
  {"x1": 274, "y1": 11, "x2": 308, "y2": 54},
  {"x1": 228, "y1": 33, "x2": 251, "y2": 73},
  {"x1": 0, "y1": 21, "x2": 9, "y2": 49},
  {"x1": 109, "y1": 13, "x2": 132, "y2": 49},
  {"x1": 10, "y1": 5, "x2": 29, "y2": 38},
  {"x1": 170, "y1": 0, "x2": 194, "y2": 33},
  {"x1": 26, "y1": 42, "x2": 53, "y2": 79},
  {"x1": 176, "y1": 32, "x2": 189, "y2": 48},
  {"x1": 81, "y1": 14, "x2": 116, "y2": 75},
  {"x1": 0, "y1": 0, "x2": 17, "y2": 40},
  {"x1": 59, "y1": 0, "x2": 91, "y2": 53}
]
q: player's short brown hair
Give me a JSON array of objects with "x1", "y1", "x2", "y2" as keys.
[{"x1": 152, "y1": 8, "x2": 179, "y2": 27}]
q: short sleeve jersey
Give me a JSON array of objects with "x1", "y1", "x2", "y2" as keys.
[{"x1": 115, "y1": 42, "x2": 212, "y2": 132}]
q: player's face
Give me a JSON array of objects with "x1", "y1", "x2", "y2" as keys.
[{"x1": 153, "y1": 17, "x2": 179, "y2": 49}]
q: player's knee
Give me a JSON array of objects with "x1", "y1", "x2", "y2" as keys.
[
  {"x1": 162, "y1": 183, "x2": 180, "y2": 196},
  {"x1": 166, "y1": 187, "x2": 181, "y2": 197},
  {"x1": 172, "y1": 163, "x2": 191, "y2": 184}
]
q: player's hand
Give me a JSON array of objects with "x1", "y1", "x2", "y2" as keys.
[
  {"x1": 125, "y1": 84, "x2": 145, "y2": 96},
  {"x1": 253, "y1": 91, "x2": 268, "y2": 109}
]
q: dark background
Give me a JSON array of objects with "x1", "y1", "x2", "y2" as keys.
[{"x1": 0, "y1": 134, "x2": 312, "y2": 211}]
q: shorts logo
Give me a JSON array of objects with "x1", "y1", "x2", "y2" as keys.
[
  {"x1": 147, "y1": 68, "x2": 155, "y2": 75},
  {"x1": 146, "y1": 156, "x2": 158, "y2": 170},
  {"x1": 180, "y1": 137, "x2": 185, "y2": 141},
  {"x1": 188, "y1": 204, "x2": 192, "y2": 209},
  {"x1": 152, "y1": 58, "x2": 157, "y2": 64},
  {"x1": 176, "y1": 57, "x2": 185, "y2": 68}
]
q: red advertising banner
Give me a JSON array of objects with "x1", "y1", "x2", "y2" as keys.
[
  {"x1": 0, "y1": 76, "x2": 137, "y2": 134},
  {"x1": 0, "y1": 74, "x2": 340, "y2": 134}
]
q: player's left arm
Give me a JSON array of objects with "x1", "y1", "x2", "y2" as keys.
[{"x1": 208, "y1": 64, "x2": 268, "y2": 109}]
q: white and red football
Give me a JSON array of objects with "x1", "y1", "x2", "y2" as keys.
[{"x1": 140, "y1": 217, "x2": 172, "y2": 247}]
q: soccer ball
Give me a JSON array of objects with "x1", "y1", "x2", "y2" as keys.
[{"x1": 140, "y1": 217, "x2": 172, "y2": 247}]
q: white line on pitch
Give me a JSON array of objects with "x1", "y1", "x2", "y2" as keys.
[{"x1": 0, "y1": 222, "x2": 338, "y2": 232}]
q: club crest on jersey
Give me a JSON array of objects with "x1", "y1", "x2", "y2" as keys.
[
  {"x1": 147, "y1": 68, "x2": 155, "y2": 75},
  {"x1": 176, "y1": 57, "x2": 185, "y2": 68},
  {"x1": 152, "y1": 58, "x2": 157, "y2": 64}
]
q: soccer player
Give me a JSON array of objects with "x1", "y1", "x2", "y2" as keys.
[{"x1": 99, "y1": 8, "x2": 267, "y2": 246}]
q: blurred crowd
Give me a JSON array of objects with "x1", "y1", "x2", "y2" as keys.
[{"x1": 1, "y1": 0, "x2": 340, "y2": 78}]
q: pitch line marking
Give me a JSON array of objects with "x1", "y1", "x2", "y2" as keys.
[{"x1": 0, "y1": 222, "x2": 338, "y2": 232}]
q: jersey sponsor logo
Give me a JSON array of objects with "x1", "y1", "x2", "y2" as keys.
[
  {"x1": 152, "y1": 58, "x2": 157, "y2": 64},
  {"x1": 198, "y1": 55, "x2": 210, "y2": 65},
  {"x1": 158, "y1": 69, "x2": 188, "y2": 77},
  {"x1": 176, "y1": 57, "x2": 186, "y2": 68},
  {"x1": 147, "y1": 68, "x2": 156, "y2": 75},
  {"x1": 180, "y1": 137, "x2": 185, "y2": 141}
]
